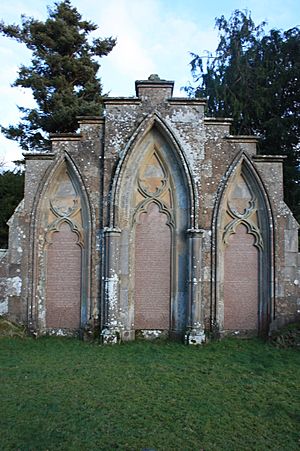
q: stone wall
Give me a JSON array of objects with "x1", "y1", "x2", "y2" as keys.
[{"x1": 0, "y1": 75, "x2": 299, "y2": 341}]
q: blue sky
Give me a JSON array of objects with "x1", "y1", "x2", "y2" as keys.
[{"x1": 0, "y1": 0, "x2": 299, "y2": 166}]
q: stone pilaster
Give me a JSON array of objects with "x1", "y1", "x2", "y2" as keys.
[
  {"x1": 185, "y1": 228, "x2": 206, "y2": 344},
  {"x1": 101, "y1": 227, "x2": 121, "y2": 343}
]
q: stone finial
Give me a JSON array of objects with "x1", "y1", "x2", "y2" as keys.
[{"x1": 148, "y1": 74, "x2": 161, "y2": 81}]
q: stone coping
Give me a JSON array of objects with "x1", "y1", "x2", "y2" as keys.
[
  {"x1": 50, "y1": 133, "x2": 82, "y2": 141},
  {"x1": 225, "y1": 135, "x2": 259, "y2": 143},
  {"x1": 204, "y1": 117, "x2": 233, "y2": 125},
  {"x1": 168, "y1": 97, "x2": 206, "y2": 105},
  {"x1": 103, "y1": 97, "x2": 141, "y2": 105},
  {"x1": 252, "y1": 155, "x2": 287, "y2": 162},
  {"x1": 23, "y1": 152, "x2": 56, "y2": 160},
  {"x1": 77, "y1": 116, "x2": 104, "y2": 124},
  {"x1": 103, "y1": 96, "x2": 206, "y2": 106}
]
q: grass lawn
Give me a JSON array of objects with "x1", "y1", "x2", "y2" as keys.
[{"x1": 0, "y1": 337, "x2": 299, "y2": 450}]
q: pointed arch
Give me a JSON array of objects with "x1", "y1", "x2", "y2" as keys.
[
  {"x1": 110, "y1": 111, "x2": 196, "y2": 229},
  {"x1": 105, "y1": 115, "x2": 192, "y2": 337},
  {"x1": 29, "y1": 153, "x2": 92, "y2": 332},
  {"x1": 212, "y1": 151, "x2": 274, "y2": 335}
]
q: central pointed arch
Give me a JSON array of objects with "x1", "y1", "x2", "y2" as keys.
[
  {"x1": 110, "y1": 112, "x2": 196, "y2": 230},
  {"x1": 109, "y1": 114, "x2": 193, "y2": 338}
]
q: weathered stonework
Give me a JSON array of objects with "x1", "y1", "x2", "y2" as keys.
[{"x1": 0, "y1": 75, "x2": 299, "y2": 342}]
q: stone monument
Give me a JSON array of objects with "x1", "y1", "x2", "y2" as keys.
[{"x1": 0, "y1": 75, "x2": 299, "y2": 343}]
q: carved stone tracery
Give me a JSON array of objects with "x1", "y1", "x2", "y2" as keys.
[
  {"x1": 45, "y1": 197, "x2": 84, "y2": 247},
  {"x1": 223, "y1": 198, "x2": 264, "y2": 250},
  {"x1": 133, "y1": 149, "x2": 174, "y2": 226}
]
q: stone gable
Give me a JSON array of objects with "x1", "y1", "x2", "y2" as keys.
[{"x1": 1, "y1": 75, "x2": 299, "y2": 342}]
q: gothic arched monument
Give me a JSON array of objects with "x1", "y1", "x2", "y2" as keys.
[{"x1": 0, "y1": 75, "x2": 299, "y2": 343}]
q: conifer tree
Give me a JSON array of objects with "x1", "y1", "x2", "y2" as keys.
[
  {"x1": 0, "y1": 169, "x2": 24, "y2": 248},
  {"x1": 0, "y1": 0, "x2": 116, "y2": 151},
  {"x1": 186, "y1": 10, "x2": 300, "y2": 221}
]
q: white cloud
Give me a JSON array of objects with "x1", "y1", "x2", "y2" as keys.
[
  {"x1": 0, "y1": 135, "x2": 22, "y2": 169},
  {"x1": 0, "y1": 0, "x2": 220, "y2": 164},
  {"x1": 77, "y1": 0, "x2": 219, "y2": 96},
  {"x1": 0, "y1": 0, "x2": 299, "y2": 166}
]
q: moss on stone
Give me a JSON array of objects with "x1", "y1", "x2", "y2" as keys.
[{"x1": 0, "y1": 316, "x2": 26, "y2": 338}]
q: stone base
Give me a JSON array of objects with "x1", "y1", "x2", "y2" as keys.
[
  {"x1": 185, "y1": 328, "x2": 206, "y2": 345},
  {"x1": 46, "y1": 328, "x2": 79, "y2": 337},
  {"x1": 121, "y1": 329, "x2": 135, "y2": 341},
  {"x1": 220, "y1": 328, "x2": 257, "y2": 338},
  {"x1": 101, "y1": 327, "x2": 120, "y2": 344},
  {"x1": 135, "y1": 329, "x2": 169, "y2": 340}
]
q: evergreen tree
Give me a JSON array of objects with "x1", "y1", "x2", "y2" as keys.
[
  {"x1": 186, "y1": 10, "x2": 300, "y2": 221},
  {"x1": 0, "y1": 169, "x2": 24, "y2": 248},
  {"x1": 0, "y1": 0, "x2": 116, "y2": 152}
]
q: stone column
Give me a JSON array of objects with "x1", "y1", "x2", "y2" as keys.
[
  {"x1": 185, "y1": 228, "x2": 206, "y2": 344},
  {"x1": 101, "y1": 227, "x2": 121, "y2": 344}
]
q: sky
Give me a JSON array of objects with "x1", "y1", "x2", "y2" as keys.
[{"x1": 0, "y1": 0, "x2": 299, "y2": 168}]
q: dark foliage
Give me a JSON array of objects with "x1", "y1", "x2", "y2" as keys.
[
  {"x1": 186, "y1": 10, "x2": 300, "y2": 221},
  {"x1": 0, "y1": 170, "x2": 24, "y2": 248},
  {"x1": 0, "y1": 0, "x2": 116, "y2": 151}
]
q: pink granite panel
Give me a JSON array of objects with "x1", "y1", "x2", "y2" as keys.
[
  {"x1": 224, "y1": 224, "x2": 258, "y2": 331},
  {"x1": 135, "y1": 203, "x2": 171, "y2": 329},
  {"x1": 46, "y1": 222, "x2": 81, "y2": 329}
]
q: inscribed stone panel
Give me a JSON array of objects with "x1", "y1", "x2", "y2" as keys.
[
  {"x1": 224, "y1": 224, "x2": 258, "y2": 330},
  {"x1": 135, "y1": 202, "x2": 171, "y2": 329},
  {"x1": 46, "y1": 222, "x2": 81, "y2": 329}
]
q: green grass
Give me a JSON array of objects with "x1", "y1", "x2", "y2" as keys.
[{"x1": 0, "y1": 337, "x2": 299, "y2": 450}]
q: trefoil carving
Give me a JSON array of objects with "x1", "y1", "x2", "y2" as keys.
[
  {"x1": 223, "y1": 199, "x2": 264, "y2": 250},
  {"x1": 134, "y1": 150, "x2": 174, "y2": 226},
  {"x1": 45, "y1": 197, "x2": 84, "y2": 246}
]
